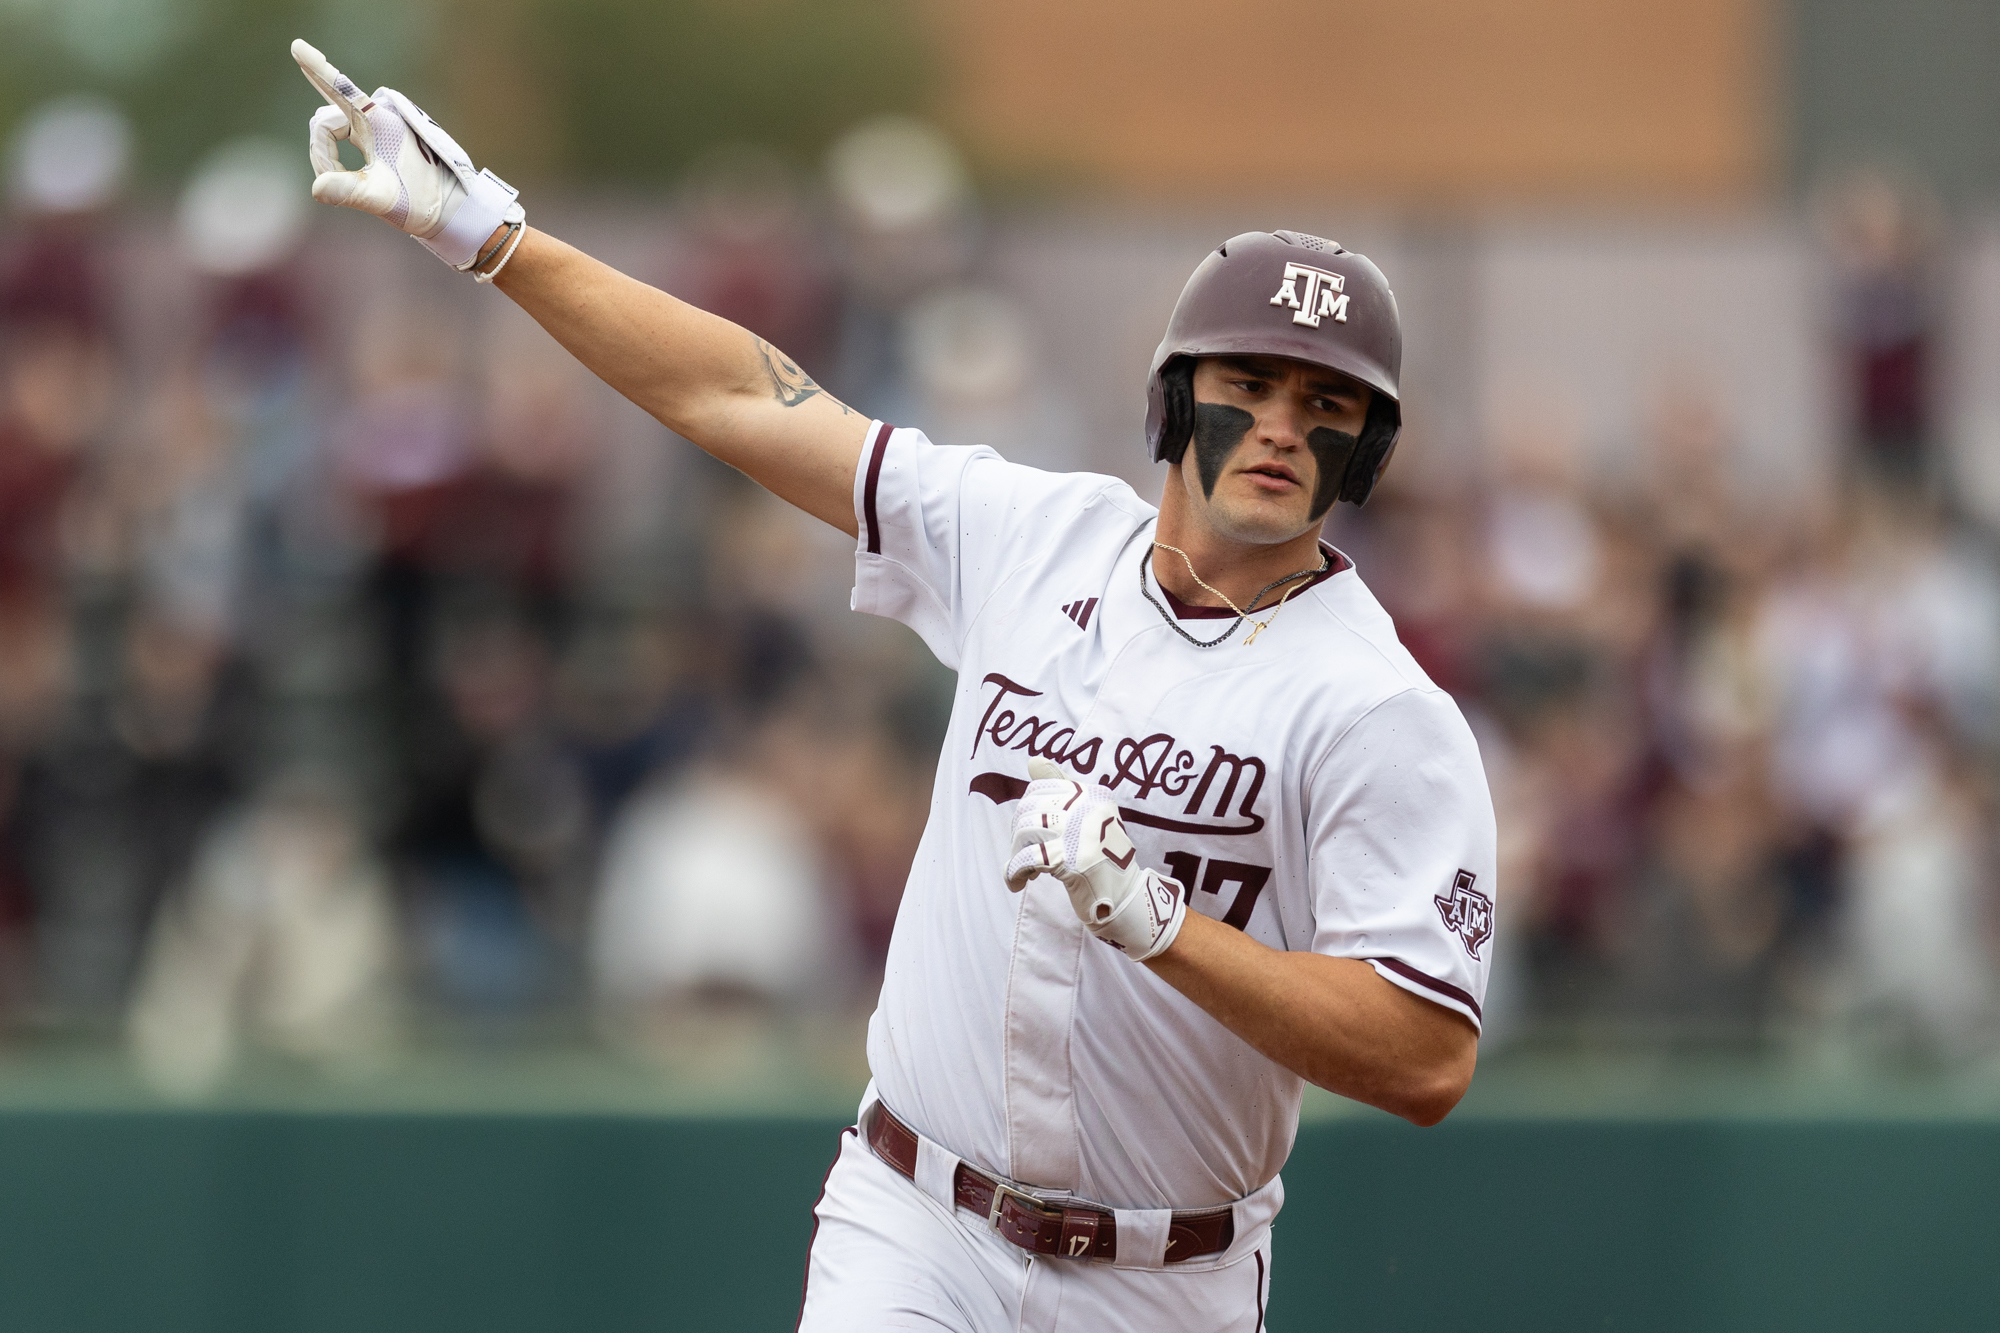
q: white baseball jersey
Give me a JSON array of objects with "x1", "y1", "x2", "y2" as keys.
[{"x1": 850, "y1": 420, "x2": 1496, "y2": 1214}]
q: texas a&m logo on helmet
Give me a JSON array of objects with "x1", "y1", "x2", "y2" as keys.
[
  {"x1": 1269, "y1": 262, "x2": 1350, "y2": 328},
  {"x1": 1434, "y1": 870, "x2": 1493, "y2": 960}
]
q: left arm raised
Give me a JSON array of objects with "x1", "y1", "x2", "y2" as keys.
[{"x1": 1144, "y1": 911, "x2": 1477, "y2": 1127}]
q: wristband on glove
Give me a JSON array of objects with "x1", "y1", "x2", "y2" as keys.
[
  {"x1": 1003, "y1": 758, "x2": 1188, "y2": 961},
  {"x1": 473, "y1": 220, "x2": 526, "y2": 283},
  {"x1": 294, "y1": 39, "x2": 525, "y2": 272}
]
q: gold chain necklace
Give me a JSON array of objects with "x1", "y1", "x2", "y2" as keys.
[{"x1": 1151, "y1": 542, "x2": 1328, "y2": 646}]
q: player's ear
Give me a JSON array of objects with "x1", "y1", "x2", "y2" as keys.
[{"x1": 1157, "y1": 358, "x2": 1195, "y2": 466}]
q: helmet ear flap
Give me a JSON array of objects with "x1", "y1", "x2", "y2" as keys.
[
  {"x1": 1156, "y1": 357, "x2": 1195, "y2": 465},
  {"x1": 1338, "y1": 395, "x2": 1402, "y2": 506}
]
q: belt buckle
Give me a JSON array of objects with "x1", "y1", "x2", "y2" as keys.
[
  {"x1": 985, "y1": 1178, "x2": 1062, "y2": 1242},
  {"x1": 986, "y1": 1179, "x2": 1044, "y2": 1227}
]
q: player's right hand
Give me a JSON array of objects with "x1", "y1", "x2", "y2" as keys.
[
  {"x1": 1003, "y1": 758, "x2": 1188, "y2": 962},
  {"x1": 291, "y1": 39, "x2": 521, "y2": 270}
]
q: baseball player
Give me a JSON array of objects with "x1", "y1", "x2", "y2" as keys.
[{"x1": 292, "y1": 39, "x2": 1495, "y2": 1331}]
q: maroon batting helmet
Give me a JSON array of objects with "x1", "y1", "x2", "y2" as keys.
[{"x1": 1145, "y1": 230, "x2": 1403, "y2": 506}]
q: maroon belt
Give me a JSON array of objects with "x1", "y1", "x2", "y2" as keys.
[{"x1": 864, "y1": 1101, "x2": 1233, "y2": 1264}]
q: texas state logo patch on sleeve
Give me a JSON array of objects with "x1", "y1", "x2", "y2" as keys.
[{"x1": 1434, "y1": 870, "x2": 1493, "y2": 960}]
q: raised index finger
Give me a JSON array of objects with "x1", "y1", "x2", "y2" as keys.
[{"x1": 291, "y1": 39, "x2": 372, "y2": 116}]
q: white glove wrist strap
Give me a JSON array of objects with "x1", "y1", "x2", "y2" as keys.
[
  {"x1": 1126, "y1": 892, "x2": 1187, "y2": 962},
  {"x1": 426, "y1": 173, "x2": 522, "y2": 269}
]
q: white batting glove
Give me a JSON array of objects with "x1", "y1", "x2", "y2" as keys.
[
  {"x1": 291, "y1": 38, "x2": 522, "y2": 270},
  {"x1": 1003, "y1": 758, "x2": 1188, "y2": 961}
]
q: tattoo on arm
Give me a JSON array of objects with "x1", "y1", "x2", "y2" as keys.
[{"x1": 755, "y1": 336, "x2": 851, "y2": 414}]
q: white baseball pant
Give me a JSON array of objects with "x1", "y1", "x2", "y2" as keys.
[{"x1": 797, "y1": 1129, "x2": 1274, "y2": 1332}]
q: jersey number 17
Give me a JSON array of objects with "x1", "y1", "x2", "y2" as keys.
[{"x1": 1161, "y1": 852, "x2": 1270, "y2": 932}]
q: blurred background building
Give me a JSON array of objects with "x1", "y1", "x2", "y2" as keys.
[{"x1": 0, "y1": 0, "x2": 1998, "y2": 1097}]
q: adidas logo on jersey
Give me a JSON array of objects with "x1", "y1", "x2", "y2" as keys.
[{"x1": 1060, "y1": 598, "x2": 1098, "y2": 630}]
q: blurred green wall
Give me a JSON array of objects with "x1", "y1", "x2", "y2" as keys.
[
  {"x1": 0, "y1": 1111, "x2": 1992, "y2": 1331},
  {"x1": 1789, "y1": 0, "x2": 2000, "y2": 200},
  {"x1": 7, "y1": 0, "x2": 2000, "y2": 200},
  {"x1": 0, "y1": 0, "x2": 927, "y2": 187}
]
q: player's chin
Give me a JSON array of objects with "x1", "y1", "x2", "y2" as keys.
[{"x1": 1207, "y1": 486, "x2": 1319, "y2": 545}]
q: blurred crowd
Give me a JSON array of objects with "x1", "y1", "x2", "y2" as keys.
[
  {"x1": 0, "y1": 94, "x2": 1995, "y2": 1096},
  {"x1": 1353, "y1": 169, "x2": 2000, "y2": 1059},
  {"x1": 0, "y1": 99, "x2": 970, "y2": 1093}
]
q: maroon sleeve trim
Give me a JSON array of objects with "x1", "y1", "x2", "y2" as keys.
[
  {"x1": 1366, "y1": 956, "x2": 1482, "y2": 1021},
  {"x1": 862, "y1": 421, "x2": 892, "y2": 555}
]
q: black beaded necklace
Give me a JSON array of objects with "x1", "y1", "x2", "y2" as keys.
[{"x1": 1137, "y1": 541, "x2": 1330, "y2": 649}]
